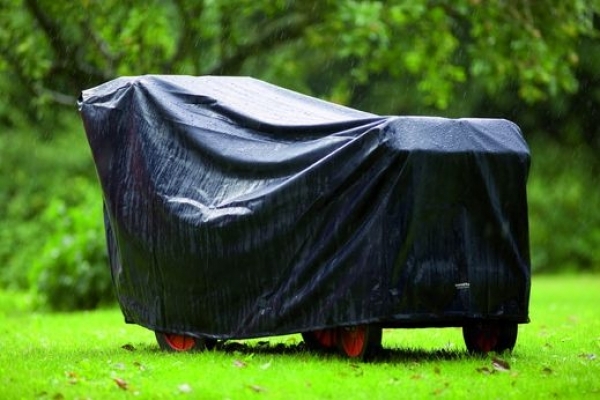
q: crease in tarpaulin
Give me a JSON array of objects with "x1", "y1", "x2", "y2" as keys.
[{"x1": 167, "y1": 196, "x2": 252, "y2": 223}]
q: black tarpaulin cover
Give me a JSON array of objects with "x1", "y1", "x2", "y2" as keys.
[{"x1": 79, "y1": 75, "x2": 531, "y2": 340}]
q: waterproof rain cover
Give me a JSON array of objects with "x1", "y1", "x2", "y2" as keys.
[{"x1": 79, "y1": 75, "x2": 531, "y2": 340}]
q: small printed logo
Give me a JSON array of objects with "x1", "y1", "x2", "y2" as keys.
[{"x1": 455, "y1": 282, "x2": 470, "y2": 290}]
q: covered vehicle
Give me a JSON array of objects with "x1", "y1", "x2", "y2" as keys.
[{"x1": 79, "y1": 75, "x2": 531, "y2": 359}]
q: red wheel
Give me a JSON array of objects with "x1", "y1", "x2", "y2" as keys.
[
  {"x1": 302, "y1": 329, "x2": 338, "y2": 351},
  {"x1": 337, "y1": 325, "x2": 382, "y2": 360},
  {"x1": 463, "y1": 322, "x2": 518, "y2": 354},
  {"x1": 155, "y1": 332, "x2": 217, "y2": 352}
]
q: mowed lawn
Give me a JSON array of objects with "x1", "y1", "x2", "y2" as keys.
[{"x1": 0, "y1": 274, "x2": 598, "y2": 399}]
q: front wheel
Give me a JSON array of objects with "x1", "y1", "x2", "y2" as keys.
[
  {"x1": 337, "y1": 325, "x2": 382, "y2": 360},
  {"x1": 462, "y1": 321, "x2": 518, "y2": 354},
  {"x1": 155, "y1": 332, "x2": 217, "y2": 352}
]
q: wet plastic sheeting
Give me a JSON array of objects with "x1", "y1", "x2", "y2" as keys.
[{"x1": 79, "y1": 76, "x2": 531, "y2": 339}]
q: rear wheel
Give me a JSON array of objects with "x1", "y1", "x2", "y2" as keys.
[
  {"x1": 337, "y1": 325, "x2": 382, "y2": 360},
  {"x1": 302, "y1": 329, "x2": 338, "y2": 351},
  {"x1": 463, "y1": 321, "x2": 518, "y2": 354},
  {"x1": 155, "y1": 332, "x2": 217, "y2": 352}
]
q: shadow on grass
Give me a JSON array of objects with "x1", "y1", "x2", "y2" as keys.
[
  {"x1": 211, "y1": 340, "x2": 467, "y2": 363},
  {"x1": 27, "y1": 339, "x2": 474, "y2": 366}
]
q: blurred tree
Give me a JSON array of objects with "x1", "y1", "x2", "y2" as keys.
[{"x1": 0, "y1": 0, "x2": 598, "y2": 144}]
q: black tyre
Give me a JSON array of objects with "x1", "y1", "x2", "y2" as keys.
[
  {"x1": 463, "y1": 321, "x2": 518, "y2": 354},
  {"x1": 155, "y1": 332, "x2": 217, "y2": 352}
]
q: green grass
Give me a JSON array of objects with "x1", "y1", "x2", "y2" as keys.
[{"x1": 1, "y1": 275, "x2": 599, "y2": 399}]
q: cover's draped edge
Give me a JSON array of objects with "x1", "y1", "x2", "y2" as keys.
[{"x1": 79, "y1": 75, "x2": 531, "y2": 339}]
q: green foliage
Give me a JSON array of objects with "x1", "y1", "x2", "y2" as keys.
[
  {"x1": 465, "y1": 1, "x2": 585, "y2": 102},
  {"x1": 28, "y1": 179, "x2": 113, "y2": 311},
  {"x1": 0, "y1": 119, "x2": 114, "y2": 310},
  {"x1": 0, "y1": 120, "x2": 101, "y2": 282},
  {"x1": 324, "y1": 2, "x2": 466, "y2": 108},
  {"x1": 528, "y1": 139, "x2": 600, "y2": 273},
  {"x1": 0, "y1": 0, "x2": 598, "y2": 137},
  {"x1": 0, "y1": 121, "x2": 87, "y2": 289}
]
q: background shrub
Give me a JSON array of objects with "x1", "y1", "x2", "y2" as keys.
[
  {"x1": 528, "y1": 139, "x2": 600, "y2": 273},
  {"x1": 28, "y1": 179, "x2": 114, "y2": 311},
  {"x1": 0, "y1": 121, "x2": 115, "y2": 310},
  {"x1": 0, "y1": 121, "x2": 96, "y2": 290}
]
